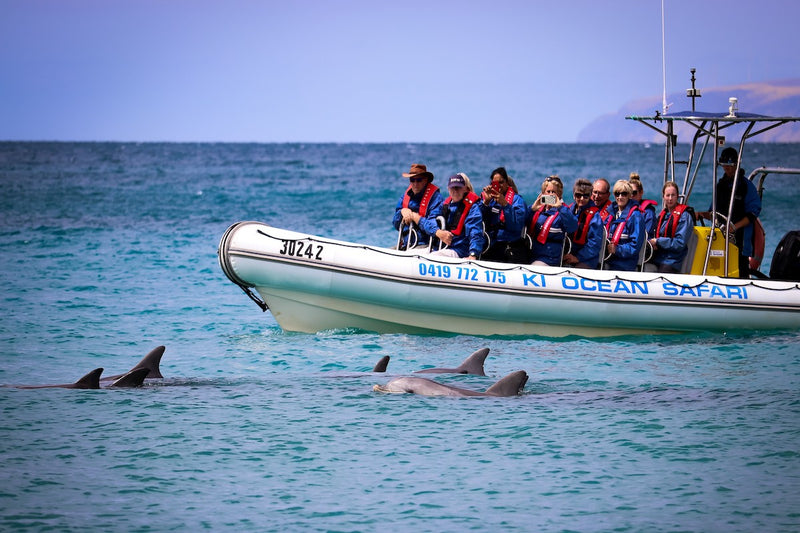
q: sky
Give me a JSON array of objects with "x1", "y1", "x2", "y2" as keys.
[{"x1": 2, "y1": 0, "x2": 799, "y2": 143}]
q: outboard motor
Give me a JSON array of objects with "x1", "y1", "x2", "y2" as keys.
[{"x1": 769, "y1": 230, "x2": 800, "y2": 281}]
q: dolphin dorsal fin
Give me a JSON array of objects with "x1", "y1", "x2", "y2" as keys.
[
  {"x1": 455, "y1": 348, "x2": 489, "y2": 376},
  {"x1": 132, "y1": 345, "x2": 165, "y2": 378},
  {"x1": 74, "y1": 368, "x2": 104, "y2": 389},
  {"x1": 372, "y1": 356, "x2": 390, "y2": 373},
  {"x1": 485, "y1": 370, "x2": 528, "y2": 397},
  {"x1": 108, "y1": 367, "x2": 149, "y2": 388}
]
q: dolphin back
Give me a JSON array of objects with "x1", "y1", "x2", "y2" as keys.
[
  {"x1": 485, "y1": 370, "x2": 528, "y2": 397},
  {"x1": 72, "y1": 368, "x2": 104, "y2": 389},
  {"x1": 415, "y1": 348, "x2": 489, "y2": 376},
  {"x1": 108, "y1": 367, "x2": 149, "y2": 388}
]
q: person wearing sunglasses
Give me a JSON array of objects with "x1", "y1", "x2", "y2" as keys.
[
  {"x1": 479, "y1": 167, "x2": 528, "y2": 263},
  {"x1": 590, "y1": 178, "x2": 614, "y2": 226},
  {"x1": 563, "y1": 178, "x2": 604, "y2": 269},
  {"x1": 393, "y1": 163, "x2": 444, "y2": 250},
  {"x1": 648, "y1": 181, "x2": 694, "y2": 273},
  {"x1": 605, "y1": 180, "x2": 645, "y2": 271},
  {"x1": 527, "y1": 175, "x2": 578, "y2": 266},
  {"x1": 629, "y1": 173, "x2": 658, "y2": 237}
]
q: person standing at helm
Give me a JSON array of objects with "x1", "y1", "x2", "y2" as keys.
[
  {"x1": 392, "y1": 163, "x2": 444, "y2": 250},
  {"x1": 697, "y1": 147, "x2": 762, "y2": 278}
]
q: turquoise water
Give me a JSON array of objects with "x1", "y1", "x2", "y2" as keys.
[{"x1": 1, "y1": 142, "x2": 799, "y2": 532}]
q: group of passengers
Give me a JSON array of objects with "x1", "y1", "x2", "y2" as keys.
[{"x1": 392, "y1": 147, "x2": 760, "y2": 279}]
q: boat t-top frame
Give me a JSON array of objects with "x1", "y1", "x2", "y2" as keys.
[{"x1": 625, "y1": 70, "x2": 800, "y2": 277}]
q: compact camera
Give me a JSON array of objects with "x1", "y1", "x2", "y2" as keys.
[{"x1": 543, "y1": 194, "x2": 558, "y2": 205}]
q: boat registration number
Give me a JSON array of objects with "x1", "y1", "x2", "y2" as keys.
[{"x1": 278, "y1": 239, "x2": 324, "y2": 261}]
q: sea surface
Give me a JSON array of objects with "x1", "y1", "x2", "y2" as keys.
[{"x1": 1, "y1": 141, "x2": 799, "y2": 532}]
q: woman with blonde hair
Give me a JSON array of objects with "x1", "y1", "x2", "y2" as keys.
[
  {"x1": 527, "y1": 175, "x2": 578, "y2": 266},
  {"x1": 605, "y1": 179, "x2": 645, "y2": 271}
]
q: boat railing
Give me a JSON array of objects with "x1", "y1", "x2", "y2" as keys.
[{"x1": 748, "y1": 166, "x2": 800, "y2": 198}]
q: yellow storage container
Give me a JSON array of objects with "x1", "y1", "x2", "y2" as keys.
[{"x1": 687, "y1": 226, "x2": 739, "y2": 277}]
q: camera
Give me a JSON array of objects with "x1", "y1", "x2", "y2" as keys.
[{"x1": 543, "y1": 194, "x2": 558, "y2": 205}]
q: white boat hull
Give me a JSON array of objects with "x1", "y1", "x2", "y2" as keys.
[{"x1": 218, "y1": 222, "x2": 800, "y2": 337}]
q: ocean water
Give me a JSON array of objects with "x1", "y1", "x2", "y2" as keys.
[{"x1": 1, "y1": 141, "x2": 799, "y2": 532}]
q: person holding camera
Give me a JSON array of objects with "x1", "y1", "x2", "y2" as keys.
[
  {"x1": 478, "y1": 167, "x2": 528, "y2": 263},
  {"x1": 527, "y1": 175, "x2": 578, "y2": 267}
]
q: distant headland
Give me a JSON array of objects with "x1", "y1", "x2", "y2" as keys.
[{"x1": 578, "y1": 79, "x2": 800, "y2": 143}]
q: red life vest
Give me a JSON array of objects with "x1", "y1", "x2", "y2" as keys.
[
  {"x1": 595, "y1": 200, "x2": 613, "y2": 228},
  {"x1": 402, "y1": 182, "x2": 439, "y2": 217},
  {"x1": 498, "y1": 188, "x2": 516, "y2": 224},
  {"x1": 656, "y1": 204, "x2": 689, "y2": 238},
  {"x1": 443, "y1": 191, "x2": 480, "y2": 236},
  {"x1": 638, "y1": 199, "x2": 658, "y2": 213},
  {"x1": 610, "y1": 207, "x2": 637, "y2": 245},
  {"x1": 570, "y1": 205, "x2": 599, "y2": 245},
  {"x1": 528, "y1": 205, "x2": 560, "y2": 245}
]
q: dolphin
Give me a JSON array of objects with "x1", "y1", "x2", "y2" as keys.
[
  {"x1": 13, "y1": 368, "x2": 105, "y2": 390},
  {"x1": 414, "y1": 347, "x2": 489, "y2": 376},
  {"x1": 373, "y1": 370, "x2": 528, "y2": 397},
  {"x1": 11, "y1": 366, "x2": 150, "y2": 390},
  {"x1": 372, "y1": 355, "x2": 390, "y2": 373}
]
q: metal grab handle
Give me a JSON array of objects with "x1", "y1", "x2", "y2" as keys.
[{"x1": 396, "y1": 223, "x2": 419, "y2": 251}]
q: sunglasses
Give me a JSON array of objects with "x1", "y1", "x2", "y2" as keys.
[
  {"x1": 614, "y1": 191, "x2": 629, "y2": 197},
  {"x1": 592, "y1": 190, "x2": 608, "y2": 195},
  {"x1": 409, "y1": 177, "x2": 426, "y2": 183},
  {"x1": 631, "y1": 189, "x2": 640, "y2": 195},
  {"x1": 574, "y1": 193, "x2": 591, "y2": 199}
]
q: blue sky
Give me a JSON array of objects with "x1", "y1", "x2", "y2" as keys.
[{"x1": 2, "y1": 0, "x2": 798, "y2": 142}]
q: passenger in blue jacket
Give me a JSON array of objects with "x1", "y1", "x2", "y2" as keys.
[
  {"x1": 697, "y1": 147, "x2": 762, "y2": 278},
  {"x1": 629, "y1": 173, "x2": 658, "y2": 237},
  {"x1": 527, "y1": 175, "x2": 578, "y2": 266},
  {"x1": 430, "y1": 173, "x2": 486, "y2": 259},
  {"x1": 392, "y1": 163, "x2": 444, "y2": 250},
  {"x1": 605, "y1": 179, "x2": 645, "y2": 271},
  {"x1": 648, "y1": 181, "x2": 693, "y2": 273},
  {"x1": 563, "y1": 178, "x2": 605, "y2": 269},
  {"x1": 479, "y1": 167, "x2": 528, "y2": 263}
]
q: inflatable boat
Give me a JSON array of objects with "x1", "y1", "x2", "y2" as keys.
[{"x1": 218, "y1": 72, "x2": 800, "y2": 337}]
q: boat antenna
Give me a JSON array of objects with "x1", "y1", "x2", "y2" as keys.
[
  {"x1": 687, "y1": 68, "x2": 701, "y2": 112},
  {"x1": 661, "y1": 0, "x2": 669, "y2": 115}
]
